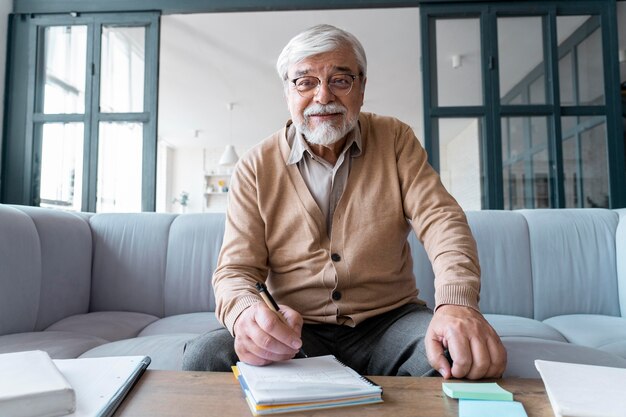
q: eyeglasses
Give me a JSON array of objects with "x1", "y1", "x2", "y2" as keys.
[{"x1": 290, "y1": 74, "x2": 359, "y2": 98}]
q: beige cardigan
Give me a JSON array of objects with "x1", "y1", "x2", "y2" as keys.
[{"x1": 214, "y1": 112, "x2": 481, "y2": 334}]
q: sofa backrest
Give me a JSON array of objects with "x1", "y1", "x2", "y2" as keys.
[
  {"x1": 520, "y1": 209, "x2": 621, "y2": 321},
  {"x1": 88, "y1": 212, "x2": 225, "y2": 317},
  {"x1": 163, "y1": 213, "x2": 225, "y2": 316},
  {"x1": 0, "y1": 205, "x2": 92, "y2": 335},
  {"x1": 89, "y1": 213, "x2": 176, "y2": 316},
  {"x1": 466, "y1": 211, "x2": 534, "y2": 317},
  {"x1": 410, "y1": 210, "x2": 534, "y2": 318},
  {"x1": 3, "y1": 204, "x2": 622, "y2": 332}
]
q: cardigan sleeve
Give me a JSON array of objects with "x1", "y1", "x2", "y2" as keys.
[
  {"x1": 395, "y1": 124, "x2": 481, "y2": 312},
  {"x1": 212, "y1": 154, "x2": 267, "y2": 335}
]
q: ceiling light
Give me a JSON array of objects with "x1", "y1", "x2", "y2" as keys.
[{"x1": 219, "y1": 102, "x2": 239, "y2": 166}]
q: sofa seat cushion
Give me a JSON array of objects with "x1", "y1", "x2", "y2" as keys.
[
  {"x1": 46, "y1": 311, "x2": 159, "y2": 342},
  {"x1": 79, "y1": 333, "x2": 199, "y2": 370},
  {"x1": 137, "y1": 312, "x2": 221, "y2": 337},
  {"x1": 598, "y1": 340, "x2": 626, "y2": 359},
  {"x1": 484, "y1": 314, "x2": 567, "y2": 342},
  {"x1": 501, "y1": 336, "x2": 626, "y2": 379},
  {"x1": 0, "y1": 331, "x2": 108, "y2": 358},
  {"x1": 543, "y1": 314, "x2": 626, "y2": 352}
]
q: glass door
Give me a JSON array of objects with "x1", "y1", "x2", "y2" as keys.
[{"x1": 421, "y1": 1, "x2": 624, "y2": 209}]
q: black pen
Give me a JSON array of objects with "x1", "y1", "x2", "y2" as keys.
[{"x1": 255, "y1": 282, "x2": 308, "y2": 358}]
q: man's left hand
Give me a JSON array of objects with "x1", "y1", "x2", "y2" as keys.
[{"x1": 425, "y1": 305, "x2": 507, "y2": 379}]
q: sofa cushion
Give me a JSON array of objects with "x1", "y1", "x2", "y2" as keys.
[
  {"x1": 164, "y1": 214, "x2": 225, "y2": 315},
  {"x1": 0, "y1": 331, "x2": 108, "y2": 358},
  {"x1": 467, "y1": 211, "x2": 533, "y2": 317},
  {"x1": 89, "y1": 213, "x2": 177, "y2": 316},
  {"x1": 12, "y1": 205, "x2": 92, "y2": 330},
  {"x1": 0, "y1": 206, "x2": 41, "y2": 335},
  {"x1": 46, "y1": 311, "x2": 159, "y2": 342},
  {"x1": 484, "y1": 314, "x2": 566, "y2": 342},
  {"x1": 80, "y1": 333, "x2": 198, "y2": 370},
  {"x1": 138, "y1": 312, "x2": 222, "y2": 337},
  {"x1": 501, "y1": 336, "x2": 626, "y2": 378},
  {"x1": 521, "y1": 209, "x2": 620, "y2": 320},
  {"x1": 408, "y1": 232, "x2": 435, "y2": 308},
  {"x1": 598, "y1": 340, "x2": 626, "y2": 359},
  {"x1": 543, "y1": 314, "x2": 626, "y2": 354}
]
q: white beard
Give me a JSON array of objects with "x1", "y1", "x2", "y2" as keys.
[{"x1": 297, "y1": 104, "x2": 358, "y2": 146}]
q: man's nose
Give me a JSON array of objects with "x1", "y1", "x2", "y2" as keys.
[{"x1": 314, "y1": 81, "x2": 335, "y2": 104}]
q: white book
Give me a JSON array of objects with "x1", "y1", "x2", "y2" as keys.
[
  {"x1": 0, "y1": 350, "x2": 76, "y2": 417},
  {"x1": 535, "y1": 359, "x2": 626, "y2": 417}
]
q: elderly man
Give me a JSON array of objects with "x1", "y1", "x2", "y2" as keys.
[{"x1": 183, "y1": 24, "x2": 506, "y2": 379}]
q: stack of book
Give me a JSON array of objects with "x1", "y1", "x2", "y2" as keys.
[{"x1": 232, "y1": 355, "x2": 383, "y2": 415}]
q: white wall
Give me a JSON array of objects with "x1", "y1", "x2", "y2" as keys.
[{"x1": 165, "y1": 144, "x2": 235, "y2": 213}]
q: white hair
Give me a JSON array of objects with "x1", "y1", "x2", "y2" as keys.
[{"x1": 276, "y1": 24, "x2": 367, "y2": 81}]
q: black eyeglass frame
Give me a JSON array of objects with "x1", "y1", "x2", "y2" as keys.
[{"x1": 289, "y1": 74, "x2": 361, "y2": 97}]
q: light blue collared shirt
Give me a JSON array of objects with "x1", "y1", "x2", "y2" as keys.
[{"x1": 286, "y1": 122, "x2": 362, "y2": 237}]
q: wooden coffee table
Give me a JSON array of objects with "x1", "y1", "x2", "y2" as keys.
[{"x1": 113, "y1": 370, "x2": 554, "y2": 417}]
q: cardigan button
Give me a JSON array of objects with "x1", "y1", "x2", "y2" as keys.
[
  {"x1": 332, "y1": 291, "x2": 342, "y2": 301},
  {"x1": 331, "y1": 253, "x2": 341, "y2": 262}
]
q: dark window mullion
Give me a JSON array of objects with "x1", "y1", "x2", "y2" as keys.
[
  {"x1": 546, "y1": 7, "x2": 565, "y2": 208},
  {"x1": 422, "y1": 12, "x2": 437, "y2": 169},
  {"x1": 600, "y1": 3, "x2": 626, "y2": 208},
  {"x1": 86, "y1": 20, "x2": 102, "y2": 212},
  {"x1": 81, "y1": 19, "x2": 96, "y2": 212},
  {"x1": 483, "y1": 8, "x2": 502, "y2": 209},
  {"x1": 98, "y1": 112, "x2": 151, "y2": 123},
  {"x1": 430, "y1": 106, "x2": 485, "y2": 117},
  {"x1": 24, "y1": 22, "x2": 41, "y2": 205},
  {"x1": 141, "y1": 15, "x2": 159, "y2": 212},
  {"x1": 32, "y1": 113, "x2": 84, "y2": 123}
]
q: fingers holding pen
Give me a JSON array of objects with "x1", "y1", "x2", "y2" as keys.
[{"x1": 234, "y1": 303, "x2": 302, "y2": 365}]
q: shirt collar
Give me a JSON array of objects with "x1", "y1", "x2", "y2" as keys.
[{"x1": 286, "y1": 121, "x2": 363, "y2": 166}]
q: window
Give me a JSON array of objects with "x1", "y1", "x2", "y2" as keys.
[
  {"x1": 2, "y1": 12, "x2": 158, "y2": 212},
  {"x1": 421, "y1": 1, "x2": 625, "y2": 209}
]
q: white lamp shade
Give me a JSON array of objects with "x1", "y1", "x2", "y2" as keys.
[{"x1": 219, "y1": 144, "x2": 239, "y2": 166}]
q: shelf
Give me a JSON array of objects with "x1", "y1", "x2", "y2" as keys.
[{"x1": 204, "y1": 171, "x2": 232, "y2": 211}]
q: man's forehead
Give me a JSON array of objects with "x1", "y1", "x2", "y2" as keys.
[
  {"x1": 291, "y1": 64, "x2": 355, "y2": 78},
  {"x1": 288, "y1": 48, "x2": 359, "y2": 77}
]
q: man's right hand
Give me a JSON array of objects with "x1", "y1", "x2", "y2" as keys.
[{"x1": 233, "y1": 302, "x2": 304, "y2": 366}]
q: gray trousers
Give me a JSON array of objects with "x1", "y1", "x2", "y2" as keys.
[{"x1": 182, "y1": 303, "x2": 436, "y2": 376}]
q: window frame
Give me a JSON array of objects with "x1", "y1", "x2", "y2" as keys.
[{"x1": 2, "y1": 11, "x2": 159, "y2": 212}]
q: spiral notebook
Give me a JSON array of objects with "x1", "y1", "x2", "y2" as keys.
[{"x1": 232, "y1": 355, "x2": 382, "y2": 415}]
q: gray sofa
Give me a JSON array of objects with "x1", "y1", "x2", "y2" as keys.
[{"x1": 1, "y1": 204, "x2": 626, "y2": 377}]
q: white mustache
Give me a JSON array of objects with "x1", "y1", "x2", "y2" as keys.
[{"x1": 303, "y1": 104, "x2": 347, "y2": 117}]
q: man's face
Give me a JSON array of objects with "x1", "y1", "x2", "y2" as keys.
[{"x1": 285, "y1": 46, "x2": 366, "y2": 146}]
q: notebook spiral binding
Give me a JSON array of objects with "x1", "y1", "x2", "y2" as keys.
[{"x1": 331, "y1": 356, "x2": 382, "y2": 391}]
